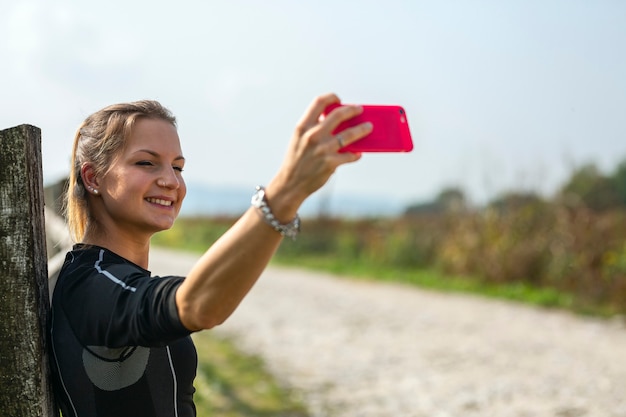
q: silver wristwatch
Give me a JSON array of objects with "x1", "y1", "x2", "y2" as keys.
[{"x1": 251, "y1": 186, "x2": 301, "y2": 240}]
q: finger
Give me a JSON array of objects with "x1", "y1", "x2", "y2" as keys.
[
  {"x1": 328, "y1": 147, "x2": 363, "y2": 166},
  {"x1": 295, "y1": 93, "x2": 340, "y2": 134},
  {"x1": 320, "y1": 104, "x2": 364, "y2": 135},
  {"x1": 331, "y1": 122, "x2": 373, "y2": 150}
]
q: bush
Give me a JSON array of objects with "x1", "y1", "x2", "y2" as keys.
[{"x1": 154, "y1": 204, "x2": 626, "y2": 316}]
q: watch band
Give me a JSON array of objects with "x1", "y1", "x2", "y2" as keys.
[{"x1": 251, "y1": 186, "x2": 300, "y2": 240}]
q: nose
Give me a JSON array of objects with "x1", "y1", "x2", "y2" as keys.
[{"x1": 157, "y1": 167, "x2": 180, "y2": 189}]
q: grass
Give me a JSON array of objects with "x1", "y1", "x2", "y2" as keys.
[
  {"x1": 192, "y1": 331, "x2": 309, "y2": 417},
  {"x1": 271, "y1": 254, "x2": 576, "y2": 312}
]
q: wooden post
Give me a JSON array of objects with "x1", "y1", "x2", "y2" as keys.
[{"x1": 0, "y1": 125, "x2": 58, "y2": 416}]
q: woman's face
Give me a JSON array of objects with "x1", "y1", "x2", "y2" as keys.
[{"x1": 96, "y1": 118, "x2": 187, "y2": 237}]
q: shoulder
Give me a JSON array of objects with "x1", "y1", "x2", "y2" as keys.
[{"x1": 58, "y1": 245, "x2": 149, "y2": 291}]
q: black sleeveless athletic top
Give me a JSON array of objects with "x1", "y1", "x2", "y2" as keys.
[{"x1": 50, "y1": 245, "x2": 197, "y2": 417}]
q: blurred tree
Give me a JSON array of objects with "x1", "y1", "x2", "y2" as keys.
[
  {"x1": 488, "y1": 191, "x2": 545, "y2": 213},
  {"x1": 404, "y1": 187, "x2": 466, "y2": 215},
  {"x1": 610, "y1": 159, "x2": 626, "y2": 206},
  {"x1": 560, "y1": 163, "x2": 621, "y2": 211},
  {"x1": 436, "y1": 187, "x2": 466, "y2": 213}
]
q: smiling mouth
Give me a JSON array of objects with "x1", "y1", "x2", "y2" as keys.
[{"x1": 146, "y1": 198, "x2": 173, "y2": 207}]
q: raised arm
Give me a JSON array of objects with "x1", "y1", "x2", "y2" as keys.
[{"x1": 175, "y1": 93, "x2": 373, "y2": 331}]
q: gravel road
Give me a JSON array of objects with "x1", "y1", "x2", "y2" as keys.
[{"x1": 150, "y1": 248, "x2": 626, "y2": 417}]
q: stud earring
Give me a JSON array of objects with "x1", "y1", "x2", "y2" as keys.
[{"x1": 93, "y1": 189, "x2": 99, "y2": 195}]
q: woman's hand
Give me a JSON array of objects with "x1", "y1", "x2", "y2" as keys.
[{"x1": 264, "y1": 93, "x2": 373, "y2": 220}]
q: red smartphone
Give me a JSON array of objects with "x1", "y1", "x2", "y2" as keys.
[{"x1": 322, "y1": 103, "x2": 414, "y2": 153}]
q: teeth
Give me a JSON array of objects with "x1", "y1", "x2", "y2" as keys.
[{"x1": 146, "y1": 198, "x2": 173, "y2": 206}]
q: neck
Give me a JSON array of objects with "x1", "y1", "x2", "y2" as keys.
[{"x1": 82, "y1": 228, "x2": 151, "y2": 269}]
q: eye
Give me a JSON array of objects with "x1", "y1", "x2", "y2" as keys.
[
  {"x1": 136, "y1": 161, "x2": 154, "y2": 167},
  {"x1": 173, "y1": 166, "x2": 184, "y2": 173}
]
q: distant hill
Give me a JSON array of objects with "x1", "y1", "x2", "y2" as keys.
[{"x1": 180, "y1": 182, "x2": 405, "y2": 218}]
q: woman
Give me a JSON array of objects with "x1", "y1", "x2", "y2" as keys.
[{"x1": 49, "y1": 93, "x2": 372, "y2": 417}]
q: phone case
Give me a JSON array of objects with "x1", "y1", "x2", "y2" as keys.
[{"x1": 323, "y1": 104, "x2": 414, "y2": 153}]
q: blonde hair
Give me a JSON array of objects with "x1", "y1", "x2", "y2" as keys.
[{"x1": 64, "y1": 100, "x2": 177, "y2": 242}]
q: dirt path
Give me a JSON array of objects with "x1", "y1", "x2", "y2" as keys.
[{"x1": 150, "y1": 248, "x2": 626, "y2": 417}]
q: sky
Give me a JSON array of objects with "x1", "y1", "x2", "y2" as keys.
[{"x1": 1, "y1": 0, "x2": 625, "y2": 208}]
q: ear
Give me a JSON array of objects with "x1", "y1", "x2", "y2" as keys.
[{"x1": 80, "y1": 162, "x2": 100, "y2": 194}]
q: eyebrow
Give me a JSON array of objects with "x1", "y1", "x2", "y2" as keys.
[{"x1": 134, "y1": 149, "x2": 185, "y2": 161}]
